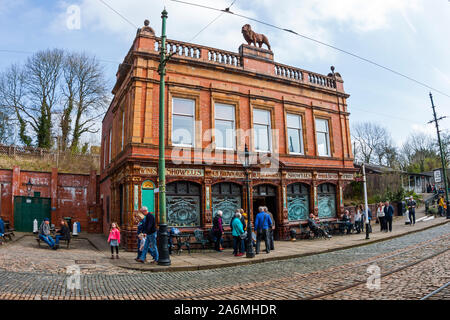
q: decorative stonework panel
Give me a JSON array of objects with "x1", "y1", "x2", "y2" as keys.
[{"x1": 211, "y1": 170, "x2": 245, "y2": 179}]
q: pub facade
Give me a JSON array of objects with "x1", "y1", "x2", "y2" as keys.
[{"x1": 100, "y1": 21, "x2": 356, "y2": 250}]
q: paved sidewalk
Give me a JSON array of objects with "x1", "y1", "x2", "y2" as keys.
[{"x1": 85, "y1": 210, "x2": 449, "y2": 273}]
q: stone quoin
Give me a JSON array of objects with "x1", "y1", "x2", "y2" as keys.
[{"x1": 99, "y1": 20, "x2": 356, "y2": 250}]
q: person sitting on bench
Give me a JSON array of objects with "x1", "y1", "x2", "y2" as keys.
[
  {"x1": 307, "y1": 213, "x2": 331, "y2": 238},
  {"x1": 55, "y1": 219, "x2": 71, "y2": 247},
  {"x1": 39, "y1": 218, "x2": 57, "y2": 250},
  {"x1": 341, "y1": 210, "x2": 353, "y2": 234}
]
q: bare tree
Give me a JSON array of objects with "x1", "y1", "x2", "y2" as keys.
[
  {"x1": 0, "y1": 49, "x2": 109, "y2": 150},
  {"x1": 66, "y1": 53, "x2": 108, "y2": 152},
  {"x1": 0, "y1": 64, "x2": 31, "y2": 145},
  {"x1": 352, "y1": 122, "x2": 389, "y2": 164}
]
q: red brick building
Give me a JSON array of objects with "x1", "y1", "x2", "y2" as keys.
[
  {"x1": 100, "y1": 21, "x2": 356, "y2": 250},
  {"x1": 0, "y1": 167, "x2": 101, "y2": 232}
]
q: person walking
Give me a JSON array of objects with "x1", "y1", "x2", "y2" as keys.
[
  {"x1": 137, "y1": 207, "x2": 158, "y2": 263},
  {"x1": 239, "y1": 209, "x2": 247, "y2": 231},
  {"x1": 254, "y1": 206, "x2": 272, "y2": 254},
  {"x1": 384, "y1": 201, "x2": 395, "y2": 232},
  {"x1": 376, "y1": 202, "x2": 386, "y2": 232},
  {"x1": 407, "y1": 196, "x2": 416, "y2": 225},
  {"x1": 264, "y1": 206, "x2": 275, "y2": 251},
  {"x1": 231, "y1": 212, "x2": 245, "y2": 256},
  {"x1": 0, "y1": 216, "x2": 5, "y2": 239},
  {"x1": 39, "y1": 218, "x2": 57, "y2": 250},
  {"x1": 212, "y1": 211, "x2": 224, "y2": 252},
  {"x1": 107, "y1": 222, "x2": 121, "y2": 259}
]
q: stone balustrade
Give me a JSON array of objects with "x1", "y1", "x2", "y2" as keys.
[
  {"x1": 308, "y1": 72, "x2": 336, "y2": 89},
  {"x1": 274, "y1": 64, "x2": 304, "y2": 81},
  {"x1": 208, "y1": 50, "x2": 241, "y2": 67},
  {"x1": 151, "y1": 37, "x2": 340, "y2": 91}
]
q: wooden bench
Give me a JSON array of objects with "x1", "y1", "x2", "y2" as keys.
[
  {"x1": 0, "y1": 231, "x2": 13, "y2": 242},
  {"x1": 36, "y1": 236, "x2": 70, "y2": 249}
]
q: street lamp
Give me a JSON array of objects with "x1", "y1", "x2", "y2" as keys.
[
  {"x1": 26, "y1": 178, "x2": 33, "y2": 196},
  {"x1": 244, "y1": 144, "x2": 255, "y2": 258}
]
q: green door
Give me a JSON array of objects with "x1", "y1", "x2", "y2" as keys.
[
  {"x1": 13, "y1": 196, "x2": 51, "y2": 232},
  {"x1": 141, "y1": 180, "x2": 155, "y2": 214}
]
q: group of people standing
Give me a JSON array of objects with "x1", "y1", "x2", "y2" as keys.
[
  {"x1": 212, "y1": 206, "x2": 275, "y2": 256},
  {"x1": 375, "y1": 201, "x2": 395, "y2": 232}
]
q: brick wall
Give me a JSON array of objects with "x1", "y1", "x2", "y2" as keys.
[{"x1": 0, "y1": 166, "x2": 99, "y2": 231}]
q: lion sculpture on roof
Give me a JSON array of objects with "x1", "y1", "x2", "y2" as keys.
[{"x1": 241, "y1": 24, "x2": 271, "y2": 51}]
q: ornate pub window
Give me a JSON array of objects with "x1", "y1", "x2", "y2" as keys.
[
  {"x1": 287, "y1": 183, "x2": 309, "y2": 221},
  {"x1": 214, "y1": 103, "x2": 236, "y2": 150},
  {"x1": 166, "y1": 181, "x2": 201, "y2": 227},
  {"x1": 287, "y1": 113, "x2": 304, "y2": 155},
  {"x1": 317, "y1": 183, "x2": 336, "y2": 219},
  {"x1": 253, "y1": 108, "x2": 272, "y2": 152},
  {"x1": 315, "y1": 118, "x2": 331, "y2": 157},
  {"x1": 212, "y1": 182, "x2": 242, "y2": 225},
  {"x1": 172, "y1": 97, "x2": 195, "y2": 147}
]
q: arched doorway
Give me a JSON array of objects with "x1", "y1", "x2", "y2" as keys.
[
  {"x1": 166, "y1": 181, "x2": 201, "y2": 227},
  {"x1": 252, "y1": 184, "x2": 278, "y2": 234},
  {"x1": 287, "y1": 183, "x2": 310, "y2": 221},
  {"x1": 141, "y1": 180, "x2": 155, "y2": 214},
  {"x1": 211, "y1": 182, "x2": 242, "y2": 225},
  {"x1": 317, "y1": 183, "x2": 337, "y2": 219}
]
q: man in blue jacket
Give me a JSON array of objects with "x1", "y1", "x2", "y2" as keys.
[
  {"x1": 254, "y1": 206, "x2": 272, "y2": 254},
  {"x1": 137, "y1": 207, "x2": 158, "y2": 263},
  {"x1": 384, "y1": 201, "x2": 395, "y2": 232}
]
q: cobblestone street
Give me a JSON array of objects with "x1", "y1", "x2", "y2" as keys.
[{"x1": 0, "y1": 221, "x2": 448, "y2": 300}]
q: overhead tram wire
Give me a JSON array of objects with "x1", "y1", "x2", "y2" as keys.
[
  {"x1": 97, "y1": 0, "x2": 138, "y2": 29},
  {"x1": 188, "y1": 0, "x2": 237, "y2": 43},
  {"x1": 170, "y1": 0, "x2": 450, "y2": 100}
]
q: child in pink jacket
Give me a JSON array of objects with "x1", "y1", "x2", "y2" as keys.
[{"x1": 108, "y1": 222, "x2": 121, "y2": 259}]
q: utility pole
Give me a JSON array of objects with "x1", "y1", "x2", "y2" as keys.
[
  {"x1": 157, "y1": 9, "x2": 171, "y2": 266},
  {"x1": 362, "y1": 163, "x2": 370, "y2": 239},
  {"x1": 428, "y1": 93, "x2": 450, "y2": 219}
]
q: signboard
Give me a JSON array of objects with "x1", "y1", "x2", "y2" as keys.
[
  {"x1": 434, "y1": 169, "x2": 442, "y2": 183},
  {"x1": 286, "y1": 172, "x2": 312, "y2": 180}
]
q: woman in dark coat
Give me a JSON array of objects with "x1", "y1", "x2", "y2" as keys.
[{"x1": 55, "y1": 219, "x2": 71, "y2": 246}]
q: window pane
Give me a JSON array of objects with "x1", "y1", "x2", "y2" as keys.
[
  {"x1": 317, "y1": 132, "x2": 329, "y2": 156},
  {"x1": 172, "y1": 114, "x2": 194, "y2": 146},
  {"x1": 253, "y1": 109, "x2": 270, "y2": 124},
  {"x1": 287, "y1": 114, "x2": 301, "y2": 129},
  {"x1": 254, "y1": 124, "x2": 270, "y2": 151},
  {"x1": 215, "y1": 120, "x2": 235, "y2": 149},
  {"x1": 173, "y1": 98, "x2": 194, "y2": 116},
  {"x1": 215, "y1": 103, "x2": 234, "y2": 121},
  {"x1": 315, "y1": 118, "x2": 328, "y2": 132},
  {"x1": 288, "y1": 128, "x2": 301, "y2": 153}
]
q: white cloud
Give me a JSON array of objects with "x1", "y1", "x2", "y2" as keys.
[{"x1": 65, "y1": 0, "x2": 422, "y2": 66}]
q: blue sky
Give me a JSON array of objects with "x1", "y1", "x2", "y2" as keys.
[{"x1": 1, "y1": 0, "x2": 449, "y2": 146}]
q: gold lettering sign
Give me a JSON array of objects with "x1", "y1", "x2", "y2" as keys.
[
  {"x1": 252, "y1": 172, "x2": 280, "y2": 179},
  {"x1": 142, "y1": 180, "x2": 155, "y2": 189},
  {"x1": 166, "y1": 168, "x2": 204, "y2": 177},
  {"x1": 286, "y1": 172, "x2": 312, "y2": 180},
  {"x1": 140, "y1": 167, "x2": 157, "y2": 175},
  {"x1": 317, "y1": 173, "x2": 338, "y2": 180},
  {"x1": 211, "y1": 170, "x2": 246, "y2": 179},
  {"x1": 341, "y1": 174, "x2": 355, "y2": 180},
  {"x1": 140, "y1": 167, "x2": 204, "y2": 177}
]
